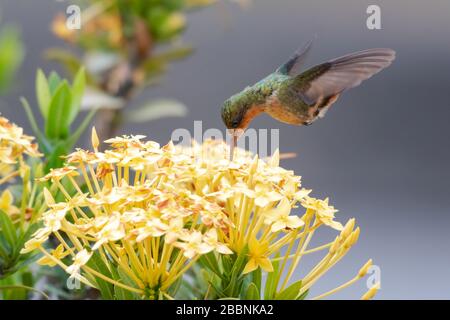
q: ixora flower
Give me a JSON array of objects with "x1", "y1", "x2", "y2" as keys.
[
  {"x1": 0, "y1": 115, "x2": 41, "y2": 184},
  {"x1": 24, "y1": 128, "x2": 377, "y2": 300}
]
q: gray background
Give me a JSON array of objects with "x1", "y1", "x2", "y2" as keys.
[{"x1": 1, "y1": 0, "x2": 449, "y2": 299}]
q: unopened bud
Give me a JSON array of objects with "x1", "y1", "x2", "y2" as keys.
[
  {"x1": 43, "y1": 187, "x2": 55, "y2": 205},
  {"x1": 342, "y1": 218, "x2": 355, "y2": 239},
  {"x1": 358, "y1": 259, "x2": 373, "y2": 278},
  {"x1": 91, "y1": 127, "x2": 99, "y2": 152},
  {"x1": 361, "y1": 282, "x2": 380, "y2": 300}
]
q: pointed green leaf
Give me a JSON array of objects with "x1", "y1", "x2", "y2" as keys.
[
  {"x1": 47, "y1": 72, "x2": 62, "y2": 94},
  {"x1": 87, "y1": 251, "x2": 114, "y2": 300},
  {"x1": 20, "y1": 97, "x2": 50, "y2": 153},
  {"x1": 0, "y1": 241, "x2": 9, "y2": 259},
  {"x1": 223, "y1": 246, "x2": 249, "y2": 297},
  {"x1": 264, "y1": 254, "x2": 280, "y2": 300},
  {"x1": 0, "y1": 210, "x2": 17, "y2": 247},
  {"x1": 275, "y1": 280, "x2": 302, "y2": 300},
  {"x1": 245, "y1": 282, "x2": 260, "y2": 300},
  {"x1": 45, "y1": 140, "x2": 68, "y2": 172},
  {"x1": 68, "y1": 67, "x2": 86, "y2": 125},
  {"x1": 45, "y1": 81, "x2": 72, "y2": 139},
  {"x1": 66, "y1": 108, "x2": 96, "y2": 149},
  {"x1": 13, "y1": 223, "x2": 39, "y2": 258},
  {"x1": 297, "y1": 289, "x2": 309, "y2": 300},
  {"x1": 110, "y1": 267, "x2": 137, "y2": 300},
  {"x1": 35, "y1": 69, "x2": 51, "y2": 119},
  {"x1": 198, "y1": 252, "x2": 222, "y2": 278},
  {"x1": 252, "y1": 268, "x2": 262, "y2": 292}
]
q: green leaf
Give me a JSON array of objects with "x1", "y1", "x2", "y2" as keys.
[
  {"x1": 245, "y1": 282, "x2": 260, "y2": 300},
  {"x1": 87, "y1": 251, "x2": 114, "y2": 300},
  {"x1": 264, "y1": 254, "x2": 280, "y2": 300},
  {"x1": 13, "y1": 223, "x2": 39, "y2": 258},
  {"x1": 223, "y1": 246, "x2": 249, "y2": 297},
  {"x1": 252, "y1": 267, "x2": 262, "y2": 293},
  {"x1": 47, "y1": 72, "x2": 62, "y2": 94},
  {"x1": 0, "y1": 27, "x2": 24, "y2": 93},
  {"x1": 110, "y1": 267, "x2": 137, "y2": 300},
  {"x1": 297, "y1": 289, "x2": 309, "y2": 300},
  {"x1": 68, "y1": 67, "x2": 86, "y2": 125},
  {"x1": 66, "y1": 108, "x2": 97, "y2": 149},
  {"x1": 36, "y1": 69, "x2": 51, "y2": 119},
  {"x1": 125, "y1": 99, "x2": 187, "y2": 123},
  {"x1": 45, "y1": 140, "x2": 68, "y2": 172},
  {"x1": 198, "y1": 252, "x2": 222, "y2": 278},
  {"x1": 20, "y1": 97, "x2": 50, "y2": 153},
  {"x1": 275, "y1": 280, "x2": 302, "y2": 300},
  {"x1": 45, "y1": 81, "x2": 72, "y2": 139},
  {"x1": 0, "y1": 241, "x2": 9, "y2": 259},
  {"x1": 0, "y1": 210, "x2": 17, "y2": 247}
]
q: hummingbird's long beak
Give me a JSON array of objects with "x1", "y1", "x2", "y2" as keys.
[{"x1": 228, "y1": 129, "x2": 244, "y2": 161}]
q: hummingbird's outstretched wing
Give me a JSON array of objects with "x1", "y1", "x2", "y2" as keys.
[
  {"x1": 294, "y1": 48, "x2": 396, "y2": 105},
  {"x1": 276, "y1": 39, "x2": 314, "y2": 76}
]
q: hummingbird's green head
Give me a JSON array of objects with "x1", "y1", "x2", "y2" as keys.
[{"x1": 221, "y1": 94, "x2": 248, "y2": 130}]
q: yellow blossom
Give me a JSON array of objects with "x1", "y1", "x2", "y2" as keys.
[
  {"x1": 22, "y1": 130, "x2": 371, "y2": 299},
  {"x1": 37, "y1": 244, "x2": 70, "y2": 267},
  {"x1": 66, "y1": 249, "x2": 93, "y2": 278},
  {"x1": 175, "y1": 231, "x2": 213, "y2": 259},
  {"x1": 0, "y1": 189, "x2": 20, "y2": 217},
  {"x1": 264, "y1": 198, "x2": 304, "y2": 232},
  {"x1": 243, "y1": 236, "x2": 273, "y2": 274},
  {"x1": 0, "y1": 116, "x2": 41, "y2": 165},
  {"x1": 204, "y1": 229, "x2": 233, "y2": 255},
  {"x1": 301, "y1": 197, "x2": 343, "y2": 230}
]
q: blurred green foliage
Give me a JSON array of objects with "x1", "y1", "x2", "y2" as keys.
[
  {"x1": 48, "y1": 0, "x2": 216, "y2": 137},
  {"x1": 21, "y1": 68, "x2": 96, "y2": 171},
  {"x1": 0, "y1": 26, "x2": 24, "y2": 94}
]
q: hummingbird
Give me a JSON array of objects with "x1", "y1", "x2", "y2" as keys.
[{"x1": 221, "y1": 41, "x2": 395, "y2": 136}]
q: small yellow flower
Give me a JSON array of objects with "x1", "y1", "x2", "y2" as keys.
[
  {"x1": 39, "y1": 166, "x2": 79, "y2": 182},
  {"x1": 92, "y1": 212, "x2": 126, "y2": 250},
  {"x1": 0, "y1": 116, "x2": 41, "y2": 165},
  {"x1": 301, "y1": 197, "x2": 343, "y2": 230},
  {"x1": 164, "y1": 217, "x2": 184, "y2": 244},
  {"x1": 243, "y1": 237, "x2": 273, "y2": 274},
  {"x1": 175, "y1": 231, "x2": 213, "y2": 259},
  {"x1": 204, "y1": 229, "x2": 233, "y2": 255},
  {"x1": 135, "y1": 218, "x2": 168, "y2": 243},
  {"x1": 66, "y1": 249, "x2": 93, "y2": 278},
  {"x1": 37, "y1": 244, "x2": 70, "y2": 267},
  {"x1": 248, "y1": 183, "x2": 283, "y2": 208},
  {"x1": 264, "y1": 198, "x2": 304, "y2": 232},
  {"x1": 0, "y1": 189, "x2": 20, "y2": 217},
  {"x1": 21, "y1": 227, "x2": 51, "y2": 254}
]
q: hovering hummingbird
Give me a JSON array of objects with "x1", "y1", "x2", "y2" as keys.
[{"x1": 221, "y1": 41, "x2": 395, "y2": 134}]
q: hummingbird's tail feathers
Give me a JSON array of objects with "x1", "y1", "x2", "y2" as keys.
[
  {"x1": 296, "y1": 48, "x2": 395, "y2": 104},
  {"x1": 276, "y1": 38, "x2": 315, "y2": 76}
]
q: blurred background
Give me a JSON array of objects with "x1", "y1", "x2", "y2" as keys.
[{"x1": 1, "y1": 0, "x2": 449, "y2": 299}]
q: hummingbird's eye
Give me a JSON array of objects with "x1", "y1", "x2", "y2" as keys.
[{"x1": 231, "y1": 120, "x2": 239, "y2": 128}]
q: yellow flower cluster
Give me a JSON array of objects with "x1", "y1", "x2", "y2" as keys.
[
  {"x1": 0, "y1": 116, "x2": 41, "y2": 187},
  {"x1": 0, "y1": 116, "x2": 41, "y2": 163},
  {"x1": 23, "y1": 129, "x2": 376, "y2": 299}
]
